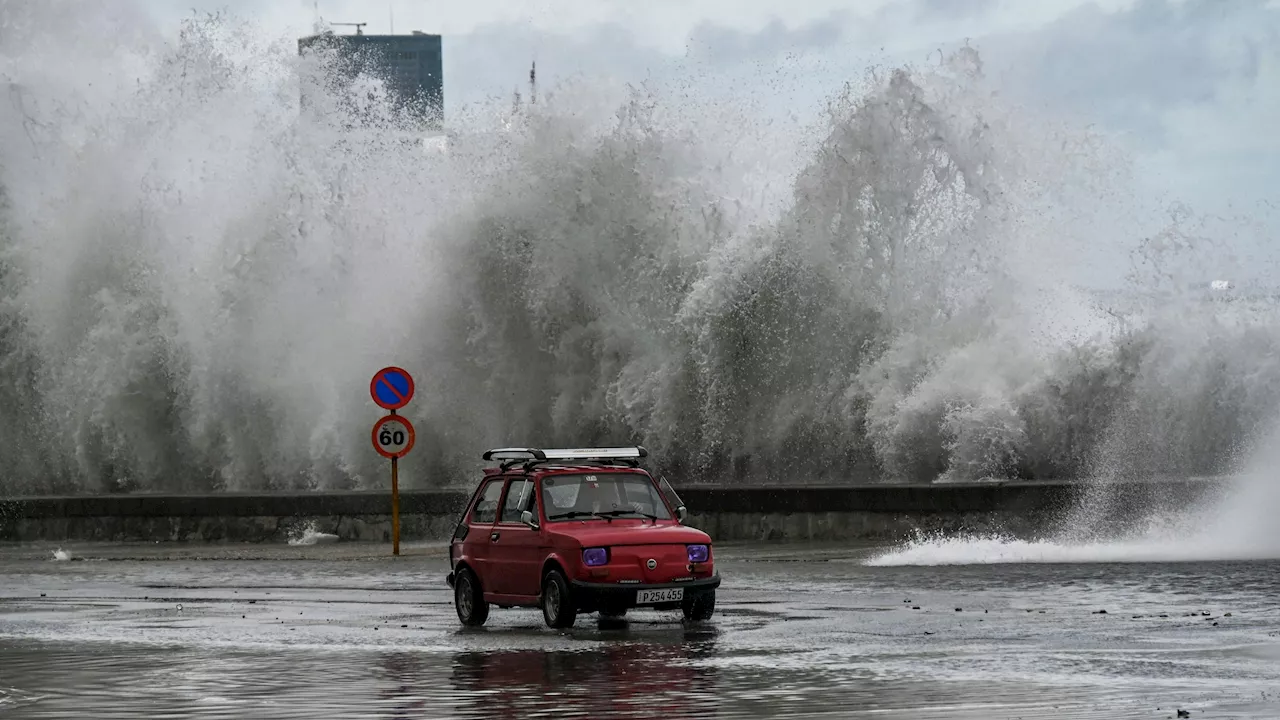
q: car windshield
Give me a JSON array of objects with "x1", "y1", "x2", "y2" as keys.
[{"x1": 542, "y1": 473, "x2": 673, "y2": 521}]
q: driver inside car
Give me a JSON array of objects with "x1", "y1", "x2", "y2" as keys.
[{"x1": 574, "y1": 478, "x2": 610, "y2": 514}]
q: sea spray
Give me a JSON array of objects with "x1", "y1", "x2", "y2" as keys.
[{"x1": 0, "y1": 7, "x2": 1277, "y2": 499}]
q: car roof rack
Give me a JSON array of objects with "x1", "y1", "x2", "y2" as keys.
[{"x1": 481, "y1": 446, "x2": 648, "y2": 472}]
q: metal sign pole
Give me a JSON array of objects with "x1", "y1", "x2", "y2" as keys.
[{"x1": 390, "y1": 411, "x2": 401, "y2": 556}]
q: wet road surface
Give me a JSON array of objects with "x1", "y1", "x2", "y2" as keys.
[{"x1": 2, "y1": 541, "x2": 1279, "y2": 719}]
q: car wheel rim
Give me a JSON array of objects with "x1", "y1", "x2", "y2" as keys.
[
  {"x1": 458, "y1": 577, "x2": 472, "y2": 617},
  {"x1": 546, "y1": 582, "x2": 560, "y2": 619}
]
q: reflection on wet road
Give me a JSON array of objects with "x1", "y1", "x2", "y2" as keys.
[{"x1": 2, "y1": 542, "x2": 1279, "y2": 718}]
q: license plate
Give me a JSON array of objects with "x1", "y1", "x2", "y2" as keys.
[{"x1": 636, "y1": 587, "x2": 684, "y2": 604}]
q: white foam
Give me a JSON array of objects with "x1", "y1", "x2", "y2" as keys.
[
  {"x1": 867, "y1": 467, "x2": 1280, "y2": 567},
  {"x1": 287, "y1": 521, "x2": 340, "y2": 546},
  {"x1": 863, "y1": 533, "x2": 1280, "y2": 567}
]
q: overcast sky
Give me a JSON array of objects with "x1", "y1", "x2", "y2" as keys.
[{"x1": 133, "y1": 1, "x2": 1278, "y2": 216}]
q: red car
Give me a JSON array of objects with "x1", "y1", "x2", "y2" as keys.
[{"x1": 445, "y1": 447, "x2": 720, "y2": 628}]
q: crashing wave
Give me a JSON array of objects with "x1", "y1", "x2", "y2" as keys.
[{"x1": 0, "y1": 6, "x2": 1277, "y2": 495}]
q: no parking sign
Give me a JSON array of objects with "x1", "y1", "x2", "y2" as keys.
[{"x1": 370, "y1": 366, "x2": 415, "y2": 411}]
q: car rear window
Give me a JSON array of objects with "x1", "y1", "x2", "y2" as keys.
[{"x1": 471, "y1": 479, "x2": 504, "y2": 524}]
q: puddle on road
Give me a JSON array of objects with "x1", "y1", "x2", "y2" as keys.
[{"x1": 2, "y1": 640, "x2": 1271, "y2": 720}]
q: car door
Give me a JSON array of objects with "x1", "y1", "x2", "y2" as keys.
[
  {"x1": 487, "y1": 476, "x2": 544, "y2": 598},
  {"x1": 464, "y1": 477, "x2": 506, "y2": 592}
]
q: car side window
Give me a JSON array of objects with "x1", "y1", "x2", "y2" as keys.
[
  {"x1": 471, "y1": 479, "x2": 504, "y2": 524},
  {"x1": 500, "y1": 478, "x2": 534, "y2": 523}
]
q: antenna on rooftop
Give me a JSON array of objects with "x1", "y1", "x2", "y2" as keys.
[
  {"x1": 530, "y1": 61, "x2": 536, "y2": 105},
  {"x1": 331, "y1": 22, "x2": 367, "y2": 35}
]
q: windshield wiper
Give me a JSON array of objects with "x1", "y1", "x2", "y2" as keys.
[
  {"x1": 598, "y1": 509, "x2": 659, "y2": 522},
  {"x1": 546, "y1": 511, "x2": 613, "y2": 522}
]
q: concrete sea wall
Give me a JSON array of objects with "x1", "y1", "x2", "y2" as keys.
[{"x1": 0, "y1": 479, "x2": 1227, "y2": 544}]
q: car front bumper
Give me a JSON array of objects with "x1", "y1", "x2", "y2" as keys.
[{"x1": 569, "y1": 575, "x2": 721, "y2": 609}]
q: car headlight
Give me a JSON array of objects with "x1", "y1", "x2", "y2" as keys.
[
  {"x1": 687, "y1": 544, "x2": 709, "y2": 563},
  {"x1": 582, "y1": 547, "x2": 609, "y2": 566}
]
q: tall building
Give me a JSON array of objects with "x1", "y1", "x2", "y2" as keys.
[{"x1": 298, "y1": 28, "x2": 443, "y2": 131}]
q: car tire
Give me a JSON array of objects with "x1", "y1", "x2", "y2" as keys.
[
  {"x1": 454, "y1": 566, "x2": 489, "y2": 627},
  {"x1": 682, "y1": 590, "x2": 715, "y2": 622},
  {"x1": 541, "y1": 569, "x2": 577, "y2": 629}
]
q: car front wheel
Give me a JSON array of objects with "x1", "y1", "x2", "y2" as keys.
[
  {"x1": 682, "y1": 590, "x2": 715, "y2": 622},
  {"x1": 541, "y1": 569, "x2": 577, "y2": 629},
  {"x1": 454, "y1": 567, "x2": 489, "y2": 627}
]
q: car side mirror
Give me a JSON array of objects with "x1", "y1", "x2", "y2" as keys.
[
  {"x1": 675, "y1": 505, "x2": 688, "y2": 522},
  {"x1": 520, "y1": 510, "x2": 539, "y2": 529}
]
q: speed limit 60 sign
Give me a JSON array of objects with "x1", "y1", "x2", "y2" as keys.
[{"x1": 372, "y1": 415, "x2": 415, "y2": 459}]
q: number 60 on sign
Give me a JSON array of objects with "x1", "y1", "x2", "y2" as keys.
[{"x1": 372, "y1": 415, "x2": 415, "y2": 459}]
